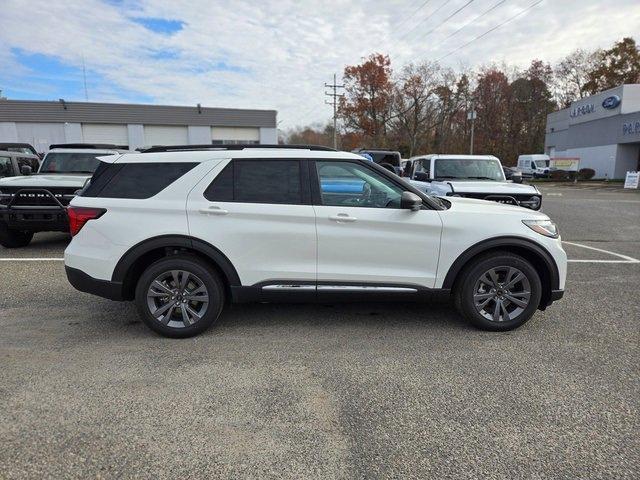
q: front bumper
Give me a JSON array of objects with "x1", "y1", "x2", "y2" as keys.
[
  {"x1": 65, "y1": 266, "x2": 124, "y2": 301},
  {"x1": 0, "y1": 205, "x2": 69, "y2": 231},
  {"x1": 0, "y1": 188, "x2": 71, "y2": 232}
]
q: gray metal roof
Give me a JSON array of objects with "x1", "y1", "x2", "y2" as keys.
[{"x1": 0, "y1": 100, "x2": 277, "y2": 128}]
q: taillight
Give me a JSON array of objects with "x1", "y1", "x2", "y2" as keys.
[{"x1": 67, "y1": 206, "x2": 106, "y2": 236}]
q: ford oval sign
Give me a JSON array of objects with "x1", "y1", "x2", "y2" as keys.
[{"x1": 602, "y1": 95, "x2": 621, "y2": 109}]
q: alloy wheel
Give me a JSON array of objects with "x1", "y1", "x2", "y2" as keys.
[
  {"x1": 473, "y1": 266, "x2": 532, "y2": 323},
  {"x1": 146, "y1": 270, "x2": 209, "y2": 328}
]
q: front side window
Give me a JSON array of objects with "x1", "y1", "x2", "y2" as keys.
[
  {"x1": 434, "y1": 158, "x2": 505, "y2": 181},
  {"x1": 204, "y1": 159, "x2": 302, "y2": 205},
  {"x1": 534, "y1": 160, "x2": 549, "y2": 168},
  {"x1": 40, "y1": 152, "x2": 105, "y2": 174},
  {"x1": 0, "y1": 157, "x2": 14, "y2": 178},
  {"x1": 17, "y1": 157, "x2": 39, "y2": 171},
  {"x1": 316, "y1": 161, "x2": 403, "y2": 208}
]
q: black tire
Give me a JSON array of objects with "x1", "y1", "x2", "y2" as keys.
[
  {"x1": 454, "y1": 252, "x2": 542, "y2": 331},
  {"x1": 134, "y1": 254, "x2": 225, "y2": 338},
  {"x1": 0, "y1": 223, "x2": 33, "y2": 248}
]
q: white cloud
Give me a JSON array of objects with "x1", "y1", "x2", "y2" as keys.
[{"x1": 0, "y1": 0, "x2": 638, "y2": 128}]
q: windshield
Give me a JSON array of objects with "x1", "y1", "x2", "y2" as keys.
[
  {"x1": 39, "y1": 152, "x2": 103, "y2": 174},
  {"x1": 534, "y1": 159, "x2": 549, "y2": 168},
  {"x1": 434, "y1": 158, "x2": 505, "y2": 181},
  {"x1": 363, "y1": 152, "x2": 401, "y2": 167}
]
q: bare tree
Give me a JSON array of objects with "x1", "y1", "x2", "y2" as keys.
[{"x1": 553, "y1": 48, "x2": 600, "y2": 107}]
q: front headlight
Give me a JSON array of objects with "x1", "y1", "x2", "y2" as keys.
[
  {"x1": 523, "y1": 219, "x2": 559, "y2": 238},
  {"x1": 519, "y1": 195, "x2": 541, "y2": 210}
]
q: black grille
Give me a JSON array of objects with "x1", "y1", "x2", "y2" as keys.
[{"x1": 0, "y1": 187, "x2": 78, "y2": 207}]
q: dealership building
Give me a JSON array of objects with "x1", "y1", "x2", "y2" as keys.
[
  {"x1": 0, "y1": 100, "x2": 277, "y2": 153},
  {"x1": 545, "y1": 84, "x2": 640, "y2": 179}
]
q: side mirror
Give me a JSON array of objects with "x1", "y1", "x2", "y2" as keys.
[
  {"x1": 21, "y1": 165, "x2": 32, "y2": 175},
  {"x1": 400, "y1": 191, "x2": 422, "y2": 211},
  {"x1": 414, "y1": 171, "x2": 430, "y2": 182},
  {"x1": 511, "y1": 172, "x2": 523, "y2": 184}
]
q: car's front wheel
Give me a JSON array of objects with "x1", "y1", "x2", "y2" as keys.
[
  {"x1": 135, "y1": 254, "x2": 225, "y2": 338},
  {"x1": 0, "y1": 223, "x2": 33, "y2": 248},
  {"x1": 455, "y1": 252, "x2": 542, "y2": 331}
]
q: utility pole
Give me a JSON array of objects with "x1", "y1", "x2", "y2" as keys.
[
  {"x1": 82, "y1": 55, "x2": 89, "y2": 101},
  {"x1": 325, "y1": 73, "x2": 344, "y2": 149},
  {"x1": 467, "y1": 101, "x2": 477, "y2": 155}
]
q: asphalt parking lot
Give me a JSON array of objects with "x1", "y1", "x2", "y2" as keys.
[{"x1": 1, "y1": 184, "x2": 639, "y2": 479}]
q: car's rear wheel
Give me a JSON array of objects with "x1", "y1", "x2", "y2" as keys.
[
  {"x1": 455, "y1": 252, "x2": 542, "y2": 331},
  {"x1": 0, "y1": 223, "x2": 33, "y2": 248},
  {"x1": 135, "y1": 255, "x2": 225, "y2": 338}
]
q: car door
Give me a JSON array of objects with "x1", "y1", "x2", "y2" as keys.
[
  {"x1": 187, "y1": 158, "x2": 317, "y2": 287},
  {"x1": 312, "y1": 159, "x2": 443, "y2": 290}
]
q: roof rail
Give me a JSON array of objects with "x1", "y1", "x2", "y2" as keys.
[
  {"x1": 139, "y1": 144, "x2": 337, "y2": 153},
  {"x1": 49, "y1": 143, "x2": 127, "y2": 150}
]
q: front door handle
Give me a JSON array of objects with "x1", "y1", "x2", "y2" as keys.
[
  {"x1": 329, "y1": 213, "x2": 357, "y2": 223},
  {"x1": 199, "y1": 206, "x2": 229, "y2": 216}
]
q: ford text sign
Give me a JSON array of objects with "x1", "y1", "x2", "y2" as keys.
[{"x1": 602, "y1": 95, "x2": 621, "y2": 110}]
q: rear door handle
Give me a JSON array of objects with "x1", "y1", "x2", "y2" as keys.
[
  {"x1": 199, "y1": 206, "x2": 229, "y2": 216},
  {"x1": 329, "y1": 213, "x2": 357, "y2": 223}
]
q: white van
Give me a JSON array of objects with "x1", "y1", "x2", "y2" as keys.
[{"x1": 518, "y1": 154, "x2": 551, "y2": 178}]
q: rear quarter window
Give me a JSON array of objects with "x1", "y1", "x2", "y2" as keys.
[{"x1": 82, "y1": 162, "x2": 197, "y2": 199}]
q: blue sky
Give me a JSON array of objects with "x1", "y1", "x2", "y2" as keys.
[{"x1": 1, "y1": 0, "x2": 639, "y2": 128}]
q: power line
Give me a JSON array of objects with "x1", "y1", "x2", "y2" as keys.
[
  {"x1": 398, "y1": 0, "x2": 453, "y2": 41},
  {"x1": 421, "y1": 0, "x2": 477, "y2": 39},
  {"x1": 436, "y1": 0, "x2": 545, "y2": 61},
  {"x1": 395, "y1": 0, "x2": 434, "y2": 29},
  {"x1": 429, "y1": 0, "x2": 508, "y2": 51}
]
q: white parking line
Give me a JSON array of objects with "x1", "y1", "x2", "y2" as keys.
[
  {"x1": 0, "y1": 258, "x2": 64, "y2": 261},
  {"x1": 563, "y1": 241, "x2": 640, "y2": 264}
]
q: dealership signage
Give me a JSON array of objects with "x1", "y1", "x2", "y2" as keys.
[
  {"x1": 570, "y1": 103, "x2": 595, "y2": 118},
  {"x1": 622, "y1": 120, "x2": 640, "y2": 135},
  {"x1": 602, "y1": 95, "x2": 621, "y2": 109},
  {"x1": 624, "y1": 171, "x2": 639, "y2": 189}
]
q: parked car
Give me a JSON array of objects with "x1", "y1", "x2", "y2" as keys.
[
  {"x1": 0, "y1": 151, "x2": 40, "y2": 179},
  {"x1": 0, "y1": 143, "x2": 39, "y2": 157},
  {"x1": 517, "y1": 154, "x2": 551, "y2": 178},
  {"x1": 0, "y1": 144, "x2": 128, "y2": 248},
  {"x1": 63, "y1": 144, "x2": 566, "y2": 338},
  {"x1": 351, "y1": 148, "x2": 402, "y2": 175},
  {"x1": 406, "y1": 154, "x2": 542, "y2": 210},
  {"x1": 503, "y1": 166, "x2": 523, "y2": 182}
]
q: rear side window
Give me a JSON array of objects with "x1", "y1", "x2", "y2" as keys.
[
  {"x1": 82, "y1": 162, "x2": 197, "y2": 199},
  {"x1": 204, "y1": 160, "x2": 302, "y2": 204}
]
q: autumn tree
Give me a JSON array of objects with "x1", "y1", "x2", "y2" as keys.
[
  {"x1": 339, "y1": 53, "x2": 394, "y2": 147},
  {"x1": 584, "y1": 37, "x2": 640, "y2": 94},
  {"x1": 473, "y1": 68, "x2": 511, "y2": 158}
]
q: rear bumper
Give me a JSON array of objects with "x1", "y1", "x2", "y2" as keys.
[{"x1": 65, "y1": 266, "x2": 124, "y2": 301}]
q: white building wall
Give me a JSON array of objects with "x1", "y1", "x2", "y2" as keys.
[
  {"x1": 259, "y1": 127, "x2": 277, "y2": 144},
  {"x1": 0, "y1": 122, "x2": 18, "y2": 142},
  {"x1": 127, "y1": 124, "x2": 144, "y2": 150},
  {"x1": 565, "y1": 144, "x2": 618, "y2": 178},
  {"x1": 64, "y1": 123, "x2": 83, "y2": 143},
  {"x1": 188, "y1": 126, "x2": 211, "y2": 144},
  {"x1": 16, "y1": 123, "x2": 66, "y2": 153}
]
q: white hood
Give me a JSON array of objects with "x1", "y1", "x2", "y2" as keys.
[
  {"x1": 436, "y1": 180, "x2": 537, "y2": 194},
  {"x1": 445, "y1": 195, "x2": 547, "y2": 218},
  {"x1": 0, "y1": 174, "x2": 90, "y2": 189}
]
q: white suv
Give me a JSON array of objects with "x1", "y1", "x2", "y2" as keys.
[{"x1": 64, "y1": 145, "x2": 566, "y2": 338}]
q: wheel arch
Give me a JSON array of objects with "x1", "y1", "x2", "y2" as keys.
[
  {"x1": 442, "y1": 236, "x2": 560, "y2": 309},
  {"x1": 112, "y1": 235, "x2": 241, "y2": 301}
]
